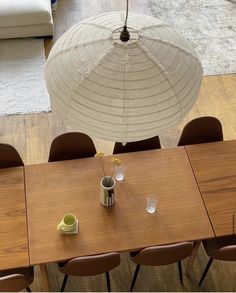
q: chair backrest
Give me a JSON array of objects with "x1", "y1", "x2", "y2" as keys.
[
  {"x1": 48, "y1": 132, "x2": 97, "y2": 162},
  {"x1": 0, "y1": 274, "x2": 31, "y2": 292},
  {"x1": 0, "y1": 144, "x2": 24, "y2": 168},
  {"x1": 131, "y1": 242, "x2": 193, "y2": 266},
  {"x1": 178, "y1": 116, "x2": 223, "y2": 146},
  {"x1": 59, "y1": 252, "x2": 121, "y2": 276},
  {"x1": 113, "y1": 136, "x2": 161, "y2": 154}
]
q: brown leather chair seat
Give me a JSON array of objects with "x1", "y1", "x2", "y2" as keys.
[
  {"x1": 203, "y1": 235, "x2": 236, "y2": 261},
  {"x1": 0, "y1": 267, "x2": 34, "y2": 292},
  {"x1": 129, "y1": 242, "x2": 193, "y2": 291},
  {"x1": 58, "y1": 252, "x2": 121, "y2": 291},
  {"x1": 199, "y1": 235, "x2": 236, "y2": 286}
]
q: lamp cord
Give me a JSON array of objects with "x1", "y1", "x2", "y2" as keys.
[{"x1": 124, "y1": 0, "x2": 129, "y2": 27}]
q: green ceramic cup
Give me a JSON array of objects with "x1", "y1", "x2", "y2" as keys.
[{"x1": 57, "y1": 213, "x2": 76, "y2": 232}]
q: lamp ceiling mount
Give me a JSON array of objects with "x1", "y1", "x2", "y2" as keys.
[{"x1": 120, "y1": 0, "x2": 130, "y2": 42}]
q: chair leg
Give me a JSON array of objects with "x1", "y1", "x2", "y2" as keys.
[
  {"x1": 105, "y1": 271, "x2": 111, "y2": 292},
  {"x1": 130, "y1": 264, "x2": 141, "y2": 292},
  {"x1": 199, "y1": 258, "x2": 214, "y2": 286},
  {"x1": 60, "y1": 274, "x2": 69, "y2": 292},
  {"x1": 177, "y1": 261, "x2": 183, "y2": 285},
  {"x1": 26, "y1": 287, "x2": 31, "y2": 292}
]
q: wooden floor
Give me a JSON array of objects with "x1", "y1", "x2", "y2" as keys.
[{"x1": 2, "y1": 0, "x2": 236, "y2": 291}]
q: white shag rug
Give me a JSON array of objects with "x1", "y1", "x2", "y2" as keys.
[
  {"x1": 0, "y1": 39, "x2": 51, "y2": 116},
  {"x1": 148, "y1": 0, "x2": 236, "y2": 76}
]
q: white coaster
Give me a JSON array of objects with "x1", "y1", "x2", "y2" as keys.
[{"x1": 61, "y1": 220, "x2": 79, "y2": 235}]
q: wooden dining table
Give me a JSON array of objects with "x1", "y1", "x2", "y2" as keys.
[
  {"x1": 0, "y1": 167, "x2": 29, "y2": 270},
  {"x1": 2, "y1": 140, "x2": 236, "y2": 291},
  {"x1": 186, "y1": 139, "x2": 236, "y2": 236},
  {"x1": 24, "y1": 146, "x2": 214, "y2": 291}
]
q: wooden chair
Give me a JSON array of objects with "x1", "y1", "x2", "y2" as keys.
[
  {"x1": 58, "y1": 252, "x2": 121, "y2": 292},
  {"x1": 113, "y1": 136, "x2": 161, "y2": 154},
  {"x1": 48, "y1": 132, "x2": 96, "y2": 162},
  {"x1": 0, "y1": 267, "x2": 34, "y2": 292},
  {"x1": 199, "y1": 235, "x2": 236, "y2": 286},
  {"x1": 0, "y1": 143, "x2": 24, "y2": 168},
  {"x1": 129, "y1": 242, "x2": 193, "y2": 291},
  {"x1": 178, "y1": 117, "x2": 223, "y2": 146}
]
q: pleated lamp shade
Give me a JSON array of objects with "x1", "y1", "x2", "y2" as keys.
[{"x1": 45, "y1": 12, "x2": 203, "y2": 143}]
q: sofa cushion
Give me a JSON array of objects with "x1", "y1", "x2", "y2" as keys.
[
  {"x1": 0, "y1": 0, "x2": 52, "y2": 28},
  {"x1": 0, "y1": 23, "x2": 54, "y2": 39}
]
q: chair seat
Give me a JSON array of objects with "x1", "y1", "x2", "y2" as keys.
[
  {"x1": 0, "y1": 267, "x2": 34, "y2": 280},
  {"x1": 58, "y1": 253, "x2": 120, "y2": 276},
  {"x1": 130, "y1": 242, "x2": 193, "y2": 266},
  {"x1": 0, "y1": 267, "x2": 34, "y2": 292},
  {"x1": 58, "y1": 253, "x2": 120, "y2": 291},
  {"x1": 203, "y1": 235, "x2": 236, "y2": 261}
]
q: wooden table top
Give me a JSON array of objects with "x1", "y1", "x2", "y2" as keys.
[
  {"x1": 186, "y1": 140, "x2": 236, "y2": 236},
  {"x1": 25, "y1": 147, "x2": 213, "y2": 265},
  {"x1": 0, "y1": 167, "x2": 29, "y2": 269}
]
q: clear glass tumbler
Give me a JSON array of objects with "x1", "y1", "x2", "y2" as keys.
[
  {"x1": 113, "y1": 164, "x2": 125, "y2": 181},
  {"x1": 146, "y1": 195, "x2": 157, "y2": 214}
]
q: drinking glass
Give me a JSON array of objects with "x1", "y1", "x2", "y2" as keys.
[
  {"x1": 146, "y1": 195, "x2": 157, "y2": 214},
  {"x1": 113, "y1": 164, "x2": 125, "y2": 181}
]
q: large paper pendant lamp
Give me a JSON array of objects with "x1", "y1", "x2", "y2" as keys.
[{"x1": 45, "y1": 11, "x2": 203, "y2": 143}]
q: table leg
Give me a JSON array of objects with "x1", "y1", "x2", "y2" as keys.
[
  {"x1": 39, "y1": 264, "x2": 50, "y2": 292},
  {"x1": 186, "y1": 240, "x2": 201, "y2": 276}
]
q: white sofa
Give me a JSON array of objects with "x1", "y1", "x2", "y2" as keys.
[{"x1": 0, "y1": 0, "x2": 53, "y2": 39}]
